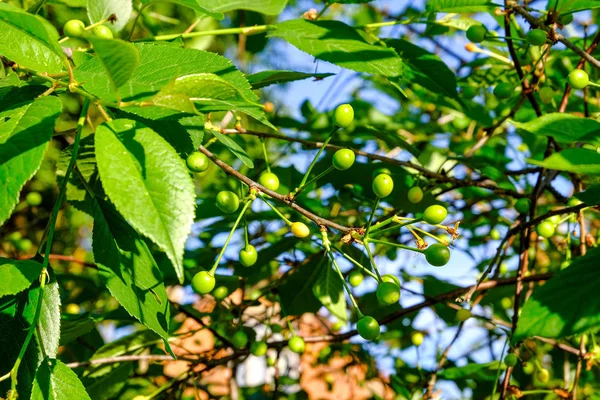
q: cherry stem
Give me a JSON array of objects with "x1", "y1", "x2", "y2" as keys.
[
  {"x1": 364, "y1": 197, "x2": 381, "y2": 238},
  {"x1": 293, "y1": 165, "x2": 335, "y2": 197},
  {"x1": 209, "y1": 199, "x2": 253, "y2": 275},
  {"x1": 322, "y1": 231, "x2": 363, "y2": 318},
  {"x1": 369, "y1": 217, "x2": 422, "y2": 237},
  {"x1": 411, "y1": 226, "x2": 450, "y2": 246},
  {"x1": 257, "y1": 192, "x2": 292, "y2": 226},
  {"x1": 331, "y1": 245, "x2": 378, "y2": 280},
  {"x1": 362, "y1": 240, "x2": 383, "y2": 281},
  {"x1": 296, "y1": 127, "x2": 338, "y2": 191},
  {"x1": 367, "y1": 238, "x2": 425, "y2": 254},
  {"x1": 260, "y1": 137, "x2": 271, "y2": 173}
]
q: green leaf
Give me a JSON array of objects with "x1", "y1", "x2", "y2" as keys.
[
  {"x1": 31, "y1": 358, "x2": 91, "y2": 400},
  {"x1": 246, "y1": 70, "x2": 334, "y2": 89},
  {"x1": 439, "y1": 361, "x2": 505, "y2": 381},
  {"x1": 0, "y1": 3, "x2": 64, "y2": 74},
  {"x1": 513, "y1": 246, "x2": 600, "y2": 343},
  {"x1": 83, "y1": 362, "x2": 134, "y2": 400},
  {"x1": 0, "y1": 96, "x2": 62, "y2": 227},
  {"x1": 87, "y1": 0, "x2": 132, "y2": 33},
  {"x1": 29, "y1": 280, "x2": 61, "y2": 358},
  {"x1": 152, "y1": 73, "x2": 262, "y2": 114},
  {"x1": 426, "y1": 0, "x2": 495, "y2": 12},
  {"x1": 88, "y1": 37, "x2": 140, "y2": 91},
  {"x1": 140, "y1": 0, "x2": 224, "y2": 20},
  {"x1": 75, "y1": 43, "x2": 273, "y2": 128},
  {"x1": 95, "y1": 119, "x2": 195, "y2": 283},
  {"x1": 0, "y1": 258, "x2": 43, "y2": 297},
  {"x1": 527, "y1": 149, "x2": 600, "y2": 174},
  {"x1": 0, "y1": 292, "x2": 43, "y2": 399},
  {"x1": 269, "y1": 20, "x2": 402, "y2": 78},
  {"x1": 313, "y1": 261, "x2": 347, "y2": 321},
  {"x1": 208, "y1": 125, "x2": 254, "y2": 168},
  {"x1": 386, "y1": 39, "x2": 458, "y2": 100},
  {"x1": 576, "y1": 184, "x2": 600, "y2": 205},
  {"x1": 279, "y1": 255, "x2": 324, "y2": 317},
  {"x1": 60, "y1": 315, "x2": 96, "y2": 345},
  {"x1": 194, "y1": 0, "x2": 287, "y2": 15},
  {"x1": 513, "y1": 113, "x2": 600, "y2": 145},
  {"x1": 90, "y1": 197, "x2": 173, "y2": 350},
  {"x1": 553, "y1": 0, "x2": 600, "y2": 13}
]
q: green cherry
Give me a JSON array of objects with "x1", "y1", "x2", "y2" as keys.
[
  {"x1": 258, "y1": 172, "x2": 280, "y2": 191},
  {"x1": 423, "y1": 205, "x2": 448, "y2": 225},
  {"x1": 456, "y1": 308, "x2": 472, "y2": 322},
  {"x1": 212, "y1": 286, "x2": 229, "y2": 300},
  {"x1": 407, "y1": 186, "x2": 423, "y2": 204},
  {"x1": 568, "y1": 69, "x2": 589, "y2": 89},
  {"x1": 92, "y1": 25, "x2": 113, "y2": 39},
  {"x1": 239, "y1": 245, "x2": 258, "y2": 267},
  {"x1": 63, "y1": 20, "x2": 86, "y2": 38},
  {"x1": 372, "y1": 173, "x2": 394, "y2": 198},
  {"x1": 288, "y1": 336, "x2": 305, "y2": 354},
  {"x1": 216, "y1": 191, "x2": 240, "y2": 213},
  {"x1": 231, "y1": 330, "x2": 249, "y2": 348},
  {"x1": 493, "y1": 82, "x2": 514, "y2": 99},
  {"x1": 348, "y1": 270, "x2": 364, "y2": 287},
  {"x1": 332, "y1": 149, "x2": 355, "y2": 170},
  {"x1": 504, "y1": 353, "x2": 518, "y2": 367},
  {"x1": 334, "y1": 104, "x2": 354, "y2": 128},
  {"x1": 26, "y1": 192, "x2": 42, "y2": 206},
  {"x1": 537, "y1": 368, "x2": 550, "y2": 383},
  {"x1": 381, "y1": 274, "x2": 400, "y2": 287},
  {"x1": 191, "y1": 271, "x2": 215, "y2": 294},
  {"x1": 466, "y1": 25, "x2": 487, "y2": 43},
  {"x1": 526, "y1": 29, "x2": 547, "y2": 46},
  {"x1": 250, "y1": 341, "x2": 268, "y2": 356},
  {"x1": 357, "y1": 316, "x2": 380, "y2": 341},
  {"x1": 536, "y1": 221, "x2": 555, "y2": 238},
  {"x1": 376, "y1": 282, "x2": 400, "y2": 305},
  {"x1": 425, "y1": 243, "x2": 450, "y2": 267},
  {"x1": 186, "y1": 152, "x2": 209, "y2": 173},
  {"x1": 515, "y1": 198, "x2": 531, "y2": 214},
  {"x1": 539, "y1": 86, "x2": 554, "y2": 104}
]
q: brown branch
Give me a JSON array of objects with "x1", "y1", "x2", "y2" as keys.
[
  {"x1": 534, "y1": 336, "x2": 581, "y2": 356},
  {"x1": 425, "y1": 323, "x2": 465, "y2": 399},
  {"x1": 197, "y1": 145, "x2": 353, "y2": 233},
  {"x1": 221, "y1": 129, "x2": 528, "y2": 199},
  {"x1": 511, "y1": 3, "x2": 600, "y2": 69},
  {"x1": 66, "y1": 354, "x2": 190, "y2": 368}
]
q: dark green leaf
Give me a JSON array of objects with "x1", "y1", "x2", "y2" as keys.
[
  {"x1": 30, "y1": 280, "x2": 61, "y2": 358},
  {"x1": 246, "y1": 70, "x2": 334, "y2": 89},
  {"x1": 513, "y1": 246, "x2": 600, "y2": 343},
  {"x1": 208, "y1": 126, "x2": 254, "y2": 168},
  {"x1": 576, "y1": 184, "x2": 600, "y2": 205},
  {"x1": 90, "y1": 197, "x2": 172, "y2": 345},
  {"x1": 279, "y1": 255, "x2": 325, "y2": 316},
  {"x1": 95, "y1": 119, "x2": 196, "y2": 283},
  {"x1": 439, "y1": 361, "x2": 504, "y2": 381},
  {"x1": 386, "y1": 39, "x2": 458, "y2": 100},
  {"x1": 313, "y1": 260, "x2": 347, "y2": 321},
  {"x1": 270, "y1": 20, "x2": 402, "y2": 78}
]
